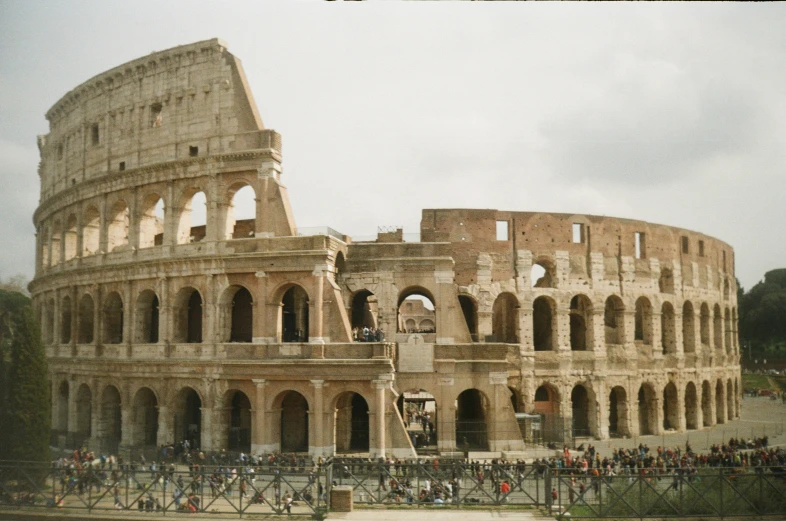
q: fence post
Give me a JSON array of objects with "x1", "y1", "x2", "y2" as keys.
[
  {"x1": 545, "y1": 469, "x2": 551, "y2": 514},
  {"x1": 719, "y1": 467, "x2": 724, "y2": 521}
]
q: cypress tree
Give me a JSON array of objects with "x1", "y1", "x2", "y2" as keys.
[{"x1": 0, "y1": 289, "x2": 50, "y2": 463}]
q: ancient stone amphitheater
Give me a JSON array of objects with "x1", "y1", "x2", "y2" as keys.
[{"x1": 31, "y1": 39, "x2": 741, "y2": 459}]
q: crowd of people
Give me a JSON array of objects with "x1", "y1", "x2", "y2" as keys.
[{"x1": 352, "y1": 326, "x2": 385, "y2": 342}]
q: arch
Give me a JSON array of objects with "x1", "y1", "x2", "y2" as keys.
[
  {"x1": 682, "y1": 301, "x2": 696, "y2": 354},
  {"x1": 715, "y1": 379, "x2": 725, "y2": 424},
  {"x1": 224, "y1": 183, "x2": 256, "y2": 240},
  {"x1": 132, "y1": 387, "x2": 158, "y2": 446},
  {"x1": 281, "y1": 285, "x2": 309, "y2": 342},
  {"x1": 509, "y1": 386, "x2": 521, "y2": 413},
  {"x1": 458, "y1": 294, "x2": 478, "y2": 341},
  {"x1": 138, "y1": 194, "x2": 165, "y2": 248},
  {"x1": 604, "y1": 295, "x2": 625, "y2": 345},
  {"x1": 534, "y1": 383, "x2": 562, "y2": 442},
  {"x1": 723, "y1": 278, "x2": 730, "y2": 301},
  {"x1": 531, "y1": 258, "x2": 555, "y2": 288},
  {"x1": 77, "y1": 294, "x2": 94, "y2": 343},
  {"x1": 82, "y1": 206, "x2": 100, "y2": 256},
  {"x1": 713, "y1": 304, "x2": 723, "y2": 350},
  {"x1": 219, "y1": 285, "x2": 253, "y2": 342},
  {"x1": 98, "y1": 385, "x2": 122, "y2": 453},
  {"x1": 634, "y1": 297, "x2": 653, "y2": 345},
  {"x1": 56, "y1": 381, "x2": 69, "y2": 432},
  {"x1": 107, "y1": 200, "x2": 129, "y2": 252},
  {"x1": 405, "y1": 318, "x2": 416, "y2": 331},
  {"x1": 608, "y1": 386, "x2": 629, "y2": 437},
  {"x1": 661, "y1": 302, "x2": 676, "y2": 355},
  {"x1": 724, "y1": 308, "x2": 732, "y2": 355},
  {"x1": 726, "y1": 378, "x2": 734, "y2": 422},
  {"x1": 419, "y1": 318, "x2": 435, "y2": 330},
  {"x1": 397, "y1": 287, "x2": 436, "y2": 334},
  {"x1": 174, "y1": 387, "x2": 202, "y2": 448},
  {"x1": 334, "y1": 251, "x2": 346, "y2": 285},
  {"x1": 75, "y1": 384, "x2": 92, "y2": 442},
  {"x1": 174, "y1": 287, "x2": 202, "y2": 343},
  {"x1": 334, "y1": 392, "x2": 370, "y2": 453},
  {"x1": 492, "y1": 292, "x2": 519, "y2": 343},
  {"x1": 662, "y1": 382, "x2": 678, "y2": 430},
  {"x1": 700, "y1": 303, "x2": 710, "y2": 347},
  {"x1": 102, "y1": 291, "x2": 124, "y2": 344},
  {"x1": 350, "y1": 290, "x2": 378, "y2": 329},
  {"x1": 274, "y1": 390, "x2": 309, "y2": 453},
  {"x1": 50, "y1": 219, "x2": 62, "y2": 266},
  {"x1": 176, "y1": 189, "x2": 207, "y2": 244},
  {"x1": 64, "y1": 214, "x2": 78, "y2": 261},
  {"x1": 685, "y1": 382, "x2": 698, "y2": 430},
  {"x1": 638, "y1": 383, "x2": 657, "y2": 435},
  {"x1": 659, "y1": 268, "x2": 674, "y2": 294},
  {"x1": 701, "y1": 380, "x2": 712, "y2": 427},
  {"x1": 569, "y1": 294, "x2": 593, "y2": 351},
  {"x1": 222, "y1": 390, "x2": 251, "y2": 452},
  {"x1": 60, "y1": 295, "x2": 72, "y2": 344},
  {"x1": 397, "y1": 389, "x2": 438, "y2": 452},
  {"x1": 135, "y1": 290, "x2": 160, "y2": 343},
  {"x1": 533, "y1": 296, "x2": 556, "y2": 351},
  {"x1": 571, "y1": 385, "x2": 595, "y2": 437},
  {"x1": 456, "y1": 389, "x2": 489, "y2": 451}
]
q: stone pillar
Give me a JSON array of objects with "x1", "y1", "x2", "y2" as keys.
[
  {"x1": 70, "y1": 286, "x2": 78, "y2": 347},
  {"x1": 372, "y1": 380, "x2": 386, "y2": 458},
  {"x1": 201, "y1": 378, "x2": 215, "y2": 451},
  {"x1": 556, "y1": 306, "x2": 570, "y2": 352},
  {"x1": 90, "y1": 379, "x2": 101, "y2": 448},
  {"x1": 123, "y1": 281, "x2": 132, "y2": 348},
  {"x1": 158, "y1": 277, "x2": 169, "y2": 344},
  {"x1": 157, "y1": 405, "x2": 171, "y2": 447},
  {"x1": 310, "y1": 380, "x2": 326, "y2": 455},
  {"x1": 677, "y1": 383, "x2": 687, "y2": 431},
  {"x1": 477, "y1": 310, "x2": 492, "y2": 342},
  {"x1": 67, "y1": 380, "x2": 78, "y2": 447},
  {"x1": 251, "y1": 379, "x2": 267, "y2": 454},
  {"x1": 119, "y1": 385, "x2": 132, "y2": 451},
  {"x1": 204, "y1": 274, "x2": 216, "y2": 351},
  {"x1": 253, "y1": 272, "x2": 271, "y2": 343},
  {"x1": 310, "y1": 267, "x2": 326, "y2": 343},
  {"x1": 93, "y1": 285, "x2": 101, "y2": 346},
  {"x1": 164, "y1": 181, "x2": 176, "y2": 247},
  {"x1": 595, "y1": 382, "x2": 608, "y2": 439}
]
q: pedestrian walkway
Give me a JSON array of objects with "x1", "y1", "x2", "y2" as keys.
[{"x1": 330, "y1": 509, "x2": 554, "y2": 521}]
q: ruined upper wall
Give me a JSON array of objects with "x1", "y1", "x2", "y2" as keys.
[
  {"x1": 421, "y1": 209, "x2": 735, "y2": 289},
  {"x1": 37, "y1": 39, "x2": 273, "y2": 202}
]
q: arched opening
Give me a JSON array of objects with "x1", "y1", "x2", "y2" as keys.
[
  {"x1": 99, "y1": 386, "x2": 122, "y2": 454},
  {"x1": 226, "y1": 286, "x2": 253, "y2": 342},
  {"x1": 334, "y1": 251, "x2": 346, "y2": 285},
  {"x1": 662, "y1": 382, "x2": 678, "y2": 431},
  {"x1": 107, "y1": 200, "x2": 129, "y2": 252},
  {"x1": 281, "y1": 285, "x2": 309, "y2": 342},
  {"x1": 77, "y1": 294, "x2": 94, "y2": 343},
  {"x1": 456, "y1": 389, "x2": 488, "y2": 451},
  {"x1": 102, "y1": 291, "x2": 124, "y2": 344},
  {"x1": 682, "y1": 301, "x2": 696, "y2": 354},
  {"x1": 397, "y1": 390, "x2": 437, "y2": 453},
  {"x1": 397, "y1": 288, "x2": 436, "y2": 334},
  {"x1": 685, "y1": 382, "x2": 698, "y2": 430},
  {"x1": 531, "y1": 260, "x2": 555, "y2": 288},
  {"x1": 492, "y1": 292, "x2": 519, "y2": 343},
  {"x1": 278, "y1": 391, "x2": 309, "y2": 453},
  {"x1": 43, "y1": 299, "x2": 55, "y2": 345},
  {"x1": 534, "y1": 384, "x2": 562, "y2": 442},
  {"x1": 634, "y1": 297, "x2": 652, "y2": 345},
  {"x1": 132, "y1": 387, "x2": 158, "y2": 446},
  {"x1": 224, "y1": 391, "x2": 251, "y2": 452},
  {"x1": 458, "y1": 295, "x2": 478, "y2": 341},
  {"x1": 638, "y1": 384, "x2": 657, "y2": 435},
  {"x1": 174, "y1": 288, "x2": 202, "y2": 343},
  {"x1": 419, "y1": 318, "x2": 435, "y2": 330},
  {"x1": 609, "y1": 386, "x2": 629, "y2": 437},
  {"x1": 64, "y1": 214, "x2": 78, "y2": 261},
  {"x1": 570, "y1": 294, "x2": 593, "y2": 351},
  {"x1": 604, "y1": 296, "x2": 625, "y2": 345},
  {"x1": 661, "y1": 302, "x2": 676, "y2": 355},
  {"x1": 60, "y1": 296, "x2": 72, "y2": 344},
  {"x1": 40, "y1": 225, "x2": 50, "y2": 268},
  {"x1": 726, "y1": 379, "x2": 734, "y2": 422},
  {"x1": 723, "y1": 278, "x2": 730, "y2": 301},
  {"x1": 350, "y1": 290, "x2": 378, "y2": 330},
  {"x1": 56, "y1": 381, "x2": 69, "y2": 433},
  {"x1": 225, "y1": 184, "x2": 256, "y2": 239},
  {"x1": 700, "y1": 303, "x2": 710, "y2": 347},
  {"x1": 571, "y1": 385, "x2": 593, "y2": 437},
  {"x1": 138, "y1": 194, "x2": 165, "y2": 248},
  {"x1": 335, "y1": 392, "x2": 370, "y2": 453},
  {"x1": 509, "y1": 387, "x2": 521, "y2": 412},
  {"x1": 82, "y1": 207, "x2": 100, "y2": 256},
  {"x1": 713, "y1": 304, "x2": 723, "y2": 351},
  {"x1": 701, "y1": 380, "x2": 712, "y2": 427},
  {"x1": 136, "y1": 290, "x2": 160, "y2": 343},
  {"x1": 715, "y1": 380, "x2": 725, "y2": 424},
  {"x1": 50, "y1": 220, "x2": 62, "y2": 266},
  {"x1": 659, "y1": 268, "x2": 674, "y2": 294},
  {"x1": 174, "y1": 387, "x2": 202, "y2": 449},
  {"x1": 533, "y1": 296, "x2": 555, "y2": 351},
  {"x1": 177, "y1": 189, "x2": 207, "y2": 244},
  {"x1": 724, "y1": 308, "x2": 732, "y2": 355},
  {"x1": 75, "y1": 384, "x2": 92, "y2": 445}
]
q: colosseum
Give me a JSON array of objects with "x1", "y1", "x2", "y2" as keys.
[{"x1": 30, "y1": 39, "x2": 741, "y2": 459}]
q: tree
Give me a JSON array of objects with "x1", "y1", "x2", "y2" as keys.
[
  {"x1": 0, "y1": 274, "x2": 30, "y2": 296},
  {"x1": 0, "y1": 289, "x2": 50, "y2": 462},
  {"x1": 739, "y1": 268, "x2": 786, "y2": 356}
]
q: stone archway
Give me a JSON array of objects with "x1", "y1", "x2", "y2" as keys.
[
  {"x1": 662, "y1": 382, "x2": 679, "y2": 431},
  {"x1": 608, "y1": 386, "x2": 629, "y2": 437},
  {"x1": 335, "y1": 392, "x2": 370, "y2": 453},
  {"x1": 638, "y1": 383, "x2": 657, "y2": 435},
  {"x1": 456, "y1": 389, "x2": 489, "y2": 451},
  {"x1": 278, "y1": 391, "x2": 309, "y2": 453},
  {"x1": 685, "y1": 382, "x2": 698, "y2": 430}
]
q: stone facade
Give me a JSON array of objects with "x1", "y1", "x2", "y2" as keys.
[{"x1": 30, "y1": 39, "x2": 741, "y2": 459}]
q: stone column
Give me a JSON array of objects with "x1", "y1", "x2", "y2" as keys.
[
  {"x1": 93, "y1": 285, "x2": 102, "y2": 346},
  {"x1": 90, "y1": 379, "x2": 101, "y2": 448},
  {"x1": 119, "y1": 384, "x2": 132, "y2": 451},
  {"x1": 123, "y1": 281, "x2": 132, "y2": 348},
  {"x1": 67, "y1": 380, "x2": 78, "y2": 447},
  {"x1": 251, "y1": 379, "x2": 267, "y2": 454},
  {"x1": 595, "y1": 382, "x2": 608, "y2": 439},
  {"x1": 201, "y1": 378, "x2": 215, "y2": 451},
  {"x1": 204, "y1": 274, "x2": 216, "y2": 353},
  {"x1": 310, "y1": 266, "x2": 326, "y2": 343},
  {"x1": 372, "y1": 380, "x2": 387, "y2": 458},
  {"x1": 157, "y1": 406, "x2": 171, "y2": 447},
  {"x1": 677, "y1": 383, "x2": 687, "y2": 431},
  {"x1": 310, "y1": 380, "x2": 325, "y2": 455},
  {"x1": 164, "y1": 181, "x2": 176, "y2": 248}
]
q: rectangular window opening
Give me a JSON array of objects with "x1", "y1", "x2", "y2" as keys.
[
  {"x1": 723, "y1": 250, "x2": 727, "y2": 270},
  {"x1": 119, "y1": 161, "x2": 125, "y2": 171},
  {"x1": 150, "y1": 103, "x2": 163, "y2": 128},
  {"x1": 572, "y1": 223, "x2": 585, "y2": 244},
  {"x1": 496, "y1": 220, "x2": 509, "y2": 241},
  {"x1": 90, "y1": 123, "x2": 99, "y2": 146},
  {"x1": 57, "y1": 144, "x2": 64, "y2": 160},
  {"x1": 635, "y1": 232, "x2": 646, "y2": 259},
  {"x1": 681, "y1": 236, "x2": 689, "y2": 254},
  {"x1": 699, "y1": 240, "x2": 705, "y2": 257},
  {"x1": 189, "y1": 145, "x2": 199, "y2": 157}
]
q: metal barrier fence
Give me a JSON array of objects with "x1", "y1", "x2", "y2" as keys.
[{"x1": 0, "y1": 462, "x2": 329, "y2": 518}]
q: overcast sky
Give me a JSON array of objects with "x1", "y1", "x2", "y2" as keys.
[{"x1": 1, "y1": 1, "x2": 784, "y2": 290}]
